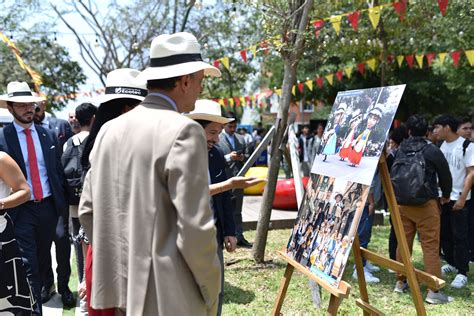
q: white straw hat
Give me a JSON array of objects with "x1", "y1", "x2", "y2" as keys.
[
  {"x1": 0, "y1": 81, "x2": 45, "y2": 103},
  {"x1": 138, "y1": 32, "x2": 221, "y2": 81},
  {"x1": 96, "y1": 68, "x2": 147, "y2": 104},
  {"x1": 186, "y1": 99, "x2": 234, "y2": 124}
]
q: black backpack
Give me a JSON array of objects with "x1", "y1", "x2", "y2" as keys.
[
  {"x1": 390, "y1": 143, "x2": 431, "y2": 205},
  {"x1": 61, "y1": 136, "x2": 86, "y2": 205}
]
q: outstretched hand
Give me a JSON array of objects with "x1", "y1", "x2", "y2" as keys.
[{"x1": 229, "y1": 176, "x2": 266, "y2": 189}]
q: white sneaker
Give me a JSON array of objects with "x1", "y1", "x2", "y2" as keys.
[
  {"x1": 425, "y1": 290, "x2": 453, "y2": 304},
  {"x1": 394, "y1": 280, "x2": 409, "y2": 293},
  {"x1": 365, "y1": 262, "x2": 380, "y2": 273},
  {"x1": 387, "y1": 268, "x2": 395, "y2": 273},
  {"x1": 441, "y1": 263, "x2": 458, "y2": 276},
  {"x1": 450, "y1": 274, "x2": 468, "y2": 289},
  {"x1": 352, "y1": 268, "x2": 380, "y2": 284}
]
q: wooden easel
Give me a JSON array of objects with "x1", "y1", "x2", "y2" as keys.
[{"x1": 272, "y1": 156, "x2": 445, "y2": 315}]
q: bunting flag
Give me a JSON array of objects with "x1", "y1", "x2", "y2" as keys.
[
  {"x1": 305, "y1": 80, "x2": 313, "y2": 91},
  {"x1": 313, "y1": 20, "x2": 325, "y2": 38},
  {"x1": 221, "y1": 57, "x2": 230, "y2": 70},
  {"x1": 275, "y1": 89, "x2": 282, "y2": 97},
  {"x1": 240, "y1": 97, "x2": 245, "y2": 106},
  {"x1": 325, "y1": 74, "x2": 334, "y2": 85},
  {"x1": 335, "y1": 70, "x2": 343, "y2": 82},
  {"x1": 329, "y1": 16, "x2": 342, "y2": 36},
  {"x1": 415, "y1": 54, "x2": 424, "y2": 68},
  {"x1": 229, "y1": 98, "x2": 235, "y2": 107},
  {"x1": 344, "y1": 66, "x2": 353, "y2": 79},
  {"x1": 426, "y1": 53, "x2": 436, "y2": 66},
  {"x1": 316, "y1": 77, "x2": 324, "y2": 88},
  {"x1": 450, "y1": 51, "x2": 461, "y2": 67},
  {"x1": 213, "y1": 60, "x2": 220, "y2": 68},
  {"x1": 393, "y1": 1, "x2": 407, "y2": 21},
  {"x1": 250, "y1": 45, "x2": 257, "y2": 58},
  {"x1": 437, "y1": 0, "x2": 448, "y2": 16},
  {"x1": 368, "y1": 6, "x2": 382, "y2": 30},
  {"x1": 234, "y1": 97, "x2": 241, "y2": 107},
  {"x1": 396, "y1": 55, "x2": 404, "y2": 67},
  {"x1": 357, "y1": 63, "x2": 365, "y2": 75},
  {"x1": 218, "y1": 99, "x2": 225, "y2": 106},
  {"x1": 405, "y1": 55, "x2": 414, "y2": 68},
  {"x1": 387, "y1": 55, "x2": 394, "y2": 64},
  {"x1": 438, "y1": 52, "x2": 447, "y2": 65},
  {"x1": 223, "y1": 98, "x2": 228, "y2": 106},
  {"x1": 240, "y1": 50, "x2": 247, "y2": 63},
  {"x1": 297, "y1": 82, "x2": 304, "y2": 93},
  {"x1": 367, "y1": 58, "x2": 377, "y2": 71},
  {"x1": 347, "y1": 11, "x2": 360, "y2": 31},
  {"x1": 465, "y1": 50, "x2": 474, "y2": 66},
  {"x1": 292, "y1": 85, "x2": 296, "y2": 95}
]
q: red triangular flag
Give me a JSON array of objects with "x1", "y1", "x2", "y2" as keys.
[
  {"x1": 313, "y1": 20, "x2": 325, "y2": 38},
  {"x1": 387, "y1": 55, "x2": 394, "y2": 64},
  {"x1": 245, "y1": 96, "x2": 250, "y2": 103},
  {"x1": 213, "y1": 60, "x2": 220, "y2": 68},
  {"x1": 234, "y1": 97, "x2": 241, "y2": 106},
  {"x1": 357, "y1": 63, "x2": 365, "y2": 75},
  {"x1": 223, "y1": 98, "x2": 228, "y2": 106},
  {"x1": 335, "y1": 70, "x2": 343, "y2": 82},
  {"x1": 426, "y1": 53, "x2": 436, "y2": 66},
  {"x1": 347, "y1": 11, "x2": 360, "y2": 31},
  {"x1": 451, "y1": 51, "x2": 461, "y2": 67},
  {"x1": 405, "y1": 55, "x2": 414, "y2": 68},
  {"x1": 393, "y1": 1, "x2": 407, "y2": 21},
  {"x1": 438, "y1": 0, "x2": 448, "y2": 16},
  {"x1": 298, "y1": 82, "x2": 304, "y2": 93},
  {"x1": 240, "y1": 50, "x2": 247, "y2": 63},
  {"x1": 316, "y1": 77, "x2": 324, "y2": 88}
]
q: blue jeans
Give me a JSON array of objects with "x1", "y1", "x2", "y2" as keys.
[{"x1": 357, "y1": 205, "x2": 374, "y2": 266}]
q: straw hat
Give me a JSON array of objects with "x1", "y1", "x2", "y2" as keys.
[
  {"x1": 138, "y1": 32, "x2": 221, "y2": 81},
  {"x1": 0, "y1": 81, "x2": 45, "y2": 103},
  {"x1": 349, "y1": 108, "x2": 362, "y2": 123},
  {"x1": 369, "y1": 106, "x2": 383, "y2": 119},
  {"x1": 95, "y1": 68, "x2": 147, "y2": 104},
  {"x1": 334, "y1": 102, "x2": 348, "y2": 115},
  {"x1": 186, "y1": 99, "x2": 234, "y2": 124}
]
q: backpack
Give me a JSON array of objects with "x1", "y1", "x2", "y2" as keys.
[
  {"x1": 462, "y1": 138, "x2": 472, "y2": 157},
  {"x1": 61, "y1": 136, "x2": 86, "y2": 205},
  {"x1": 390, "y1": 143, "x2": 431, "y2": 205}
]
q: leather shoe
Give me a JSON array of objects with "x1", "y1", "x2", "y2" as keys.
[
  {"x1": 60, "y1": 287, "x2": 76, "y2": 308},
  {"x1": 41, "y1": 284, "x2": 56, "y2": 303},
  {"x1": 237, "y1": 237, "x2": 253, "y2": 248}
]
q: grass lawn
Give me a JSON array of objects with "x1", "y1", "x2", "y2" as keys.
[{"x1": 223, "y1": 224, "x2": 474, "y2": 315}]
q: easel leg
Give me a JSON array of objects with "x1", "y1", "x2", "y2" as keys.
[
  {"x1": 272, "y1": 263, "x2": 295, "y2": 316},
  {"x1": 327, "y1": 294, "x2": 342, "y2": 315},
  {"x1": 352, "y1": 235, "x2": 370, "y2": 316}
]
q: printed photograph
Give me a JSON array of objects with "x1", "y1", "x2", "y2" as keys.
[
  {"x1": 311, "y1": 85, "x2": 405, "y2": 185},
  {"x1": 286, "y1": 174, "x2": 369, "y2": 287}
]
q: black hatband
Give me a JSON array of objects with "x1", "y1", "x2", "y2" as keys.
[{"x1": 150, "y1": 53, "x2": 202, "y2": 67}]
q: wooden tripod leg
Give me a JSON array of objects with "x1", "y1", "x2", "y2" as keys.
[
  {"x1": 352, "y1": 235, "x2": 370, "y2": 316},
  {"x1": 327, "y1": 294, "x2": 343, "y2": 315},
  {"x1": 272, "y1": 263, "x2": 295, "y2": 316}
]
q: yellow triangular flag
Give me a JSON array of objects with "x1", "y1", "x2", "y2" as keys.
[
  {"x1": 368, "y1": 6, "x2": 382, "y2": 30},
  {"x1": 396, "y1": 55, "x2": 404, "y2": 67},
  {"x1": 329, "y1": 16, "x2": 342, "y2": 36},
  {"x1": 275, "y1": 89, "x2": 282, "y2": 97},
  {"x1": 240, "y1": 97, "x2": 245, "y2": 106},
  {"x1": 251, "y1": 95, "x2": 256, "y2": 101},
  {"x1": 305, "y1": 80, "x2": 313, "y2": 91},
  {"x1": 465, "y1": 50, "x2": 474, "y2": 66},
  {"x1": 367, "y1": 58, "x2": 376, "y2": 71},
  {"x1": 218, "y1": 99, "x2": 225, "y2": 106},
  {"x1": 228, "y1": 98, "x2": 234, "y2": 107},
  {"x1": 325, "y1": 74, "x2": 334, "y2": 86},
  {"x1": 344, "y1": 66, "x2": 353, "y2": 79},
  {"x1": 415, "y1": 54, "x2": 424, "y2": 68},
  {"x1": 292, "y1": 86, "x2": 296, "y2": 96},
  {"x1": 250, "y1": 45, "x2": 257, "y2": 58},
  {"x1": 438, "y1": 52, "x2": 447, "y2": 65},
  {"x1": 221, "y1": 57, "x2": 230, "y2": 70}
]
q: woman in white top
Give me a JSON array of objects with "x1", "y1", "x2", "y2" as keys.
[{"x1": 0, "y1": 151, "x2": 32, "y2": 314}]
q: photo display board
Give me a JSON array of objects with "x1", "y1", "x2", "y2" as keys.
[{"x1": 286, "y1": 85, "x2": 405, "y2": 287}]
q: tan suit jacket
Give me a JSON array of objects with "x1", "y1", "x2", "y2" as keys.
[{"x1": 79, "y1": 95, "x2": 220, "y2": 315}]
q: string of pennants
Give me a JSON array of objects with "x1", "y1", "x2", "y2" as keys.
[
  {"x1": 211, "y1": 0, "x2": 451, "y2": 72},
  {"x1": 214, "y1": 48, "x2": 474, "y2": 108}
]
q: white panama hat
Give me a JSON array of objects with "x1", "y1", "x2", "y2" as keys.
[
  {"x1": 186, "y1": 99, "x2": 234, "y2": 124},
  {"x1": 334, "y1": 102, "x2": 348, "y2": 114},
  {"x1": 138, "y1": 32, "x2": 221, "y2": 81},
  {"x1": 96, "y1": 68, "x2": 147, "y2": 104},
  {"x1": 0, "y1": 81, "x2": 45, "y2": 103}
]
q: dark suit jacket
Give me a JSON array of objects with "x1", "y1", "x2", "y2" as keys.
[
  {"x1": 0, "y1": 123, "x2": 67, "y2": 216},
  {"x1": 47, "y1": 117, "x2": 73, "y2": 154},
  {"x1": 218, "y1": 132, "x2": 248, "y2": 178},
  {"x1": 209, "y1": 146, "x2": 236, "y2": 244}
]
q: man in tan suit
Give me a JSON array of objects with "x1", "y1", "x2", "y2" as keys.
[{"x1": 79, "y1": 32, "x2": 222, "y2": 315}]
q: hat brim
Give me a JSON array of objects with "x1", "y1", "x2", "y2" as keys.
[
  {"x1": 138, "y1": 61, "x2": 221, "y2": 81},
  {"x1": 95, "y1": 94, "x2": 145, "y2": 105},
  {"x1": 186, "y1": 113, "x2": 234, "y2": 124},
  {"x1": 0, "y1": 95, "x2": 45, "y2": 103}
]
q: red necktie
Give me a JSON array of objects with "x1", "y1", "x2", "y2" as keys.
[{"x1": 23, "y1": 129, "x2": 43, "y2": 200}]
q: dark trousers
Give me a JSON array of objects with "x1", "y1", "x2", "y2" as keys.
[
  {"x1": 388, "y1": 215, "x2": 398, "y2": 260},
  {"x1": 440, "y1": 201, "x2": 470, "y2": 275},
  {"x1": 43, "y1": 211, "x2": 71, "y2": 293},
  {"x1": 467, "y1": 198, "x2": 474, "y2": 261},
  {"x1": 357, "y1": 205, "x2": 374, "y2": 266},
  {"x1": 10, "y1": 198, "x2": 58, "y2": 315},
  {"x1": 232, "y1": 189, "x2": 244, "y2": 238},
  {"x1": 72, "y1": 217, "x2": 84, "y2": 283}
]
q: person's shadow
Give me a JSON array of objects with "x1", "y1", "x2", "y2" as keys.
[{"x1": 223, "y1": 281, "x2": 255, "y2": 304}]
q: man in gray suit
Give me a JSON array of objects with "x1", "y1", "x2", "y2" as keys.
[{"x1": 218, "y1": 112, "x2": 252, "y2": 248}]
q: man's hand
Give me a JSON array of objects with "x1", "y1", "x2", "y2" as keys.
[
  {"x1": 230, "y1": 151, "x2": 244, "y2": 161},
  {"x1": 453, "y1": 198, "x2": 466, "y2": 211},
  {"x1": 229, "y1": 176, "x2": 266, "y2": 189},
  {"x1": 78, "y1": 281, "x2": 87, "y2": 300},
  {"x1": 440, "y1": 197, "x2": 450, "y2": 205},
  {"x1": 224, "y1": 236, "x2": 237, "y2": 252}
]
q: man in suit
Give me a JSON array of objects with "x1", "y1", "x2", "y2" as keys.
[
  {"x1": 79, "y1": 32, "x2": 221, "y2": 315},
  {"x1": 33, "y1": 98, "x2": 75, "y2": 306},
  {"x1": 218, "y1": 113, "x2": 252, "y2": 248},
  {"x1": 0, "y1": 81, "x2": 67, "y2": 315}
]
